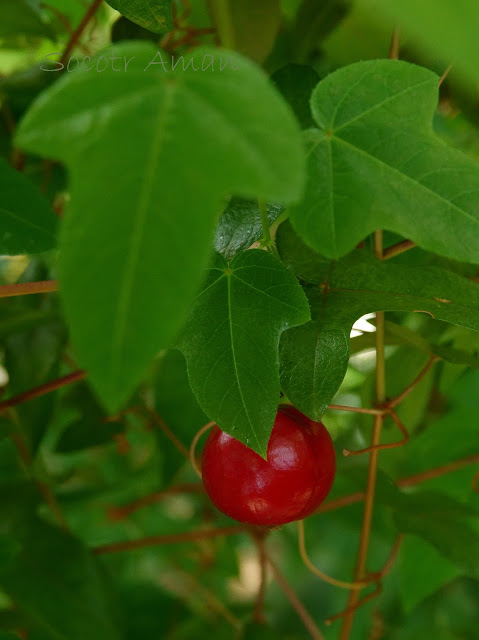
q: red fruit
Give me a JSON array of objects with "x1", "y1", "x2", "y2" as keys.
[{"x1": 201, "y1": 405, "x2": 336, "y2": 526}]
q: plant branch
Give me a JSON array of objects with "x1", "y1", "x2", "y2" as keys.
[
  {"x1": 316, "y1": 452, "x2": 479, "y2": 515},
  {"x1": 92, "y1": 525, "x2": 246, "y2": 555},
  {"x1": 382, "y1": 239, "x2": 416, "y2": 260},
  {"x1": 0, "y1": 280, "x2": 59, "y2": 299},
  {"x1": 267, "y1": 555, "x2": 325, "y2": 640},
  {"x1": 339, "y1": 228, "x2": 387, "y2": 639},
  {"x1": 387, "y1": 355, "x2": 438, "y2": 408},
  {"x1": 11, "y1": 427, "x2": 68, "y2": 529},
  {"x1": 60, "y1": 0, "x2": 103, "y2": 66},
  {"x1": 0, "y1": 370, "x2": 86, "y2": 412},
  {"x1": 107, "y1": 482, "x2": 205, "y2": 520}
]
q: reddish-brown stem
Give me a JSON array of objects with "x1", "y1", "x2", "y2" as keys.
[
  {"x1": 142, "y1": 407, "x2": 191, "y2": 459},
  {"x1": 387, "y1": 355, "x2": 438, "y2": 409},
  {"x1": 0, "y1": 280, "x2": 59, "y2": 299},
  {"x1": 328, "y1": 535, "x2": 402, "y2": 625},
  {"x1": 316, "y1": 453, "x2": 479, "y2": 515},
  {"x1": 472, "y1": 470, "x2": 479, "y2": 494},
  {"x1": 60, "y1": 0, "x2": 103, "y2": 66},
  {"x1": 438, "y1": 64, "x2": 453, "y2": 87},
  {"x1": 328, "y1": 404, "x2": 385, "y2": 416},
  {"x1": 92, "y1": 525, "x2": 246, "y2": 555},
  {"x1": 11, "y1": 430, "x2": 68, "y2": 529},
  {"x1": 253, "y1": 534, "x2": 268, "y2": 624},
  {"x1": 107, "y1": 483, "x2": 205, "y2": 520},
  {"x1": 342, "y1": 409, "x2": 409, "y2": 457},
  {"x1": 383, "y1": 240, "x2": 416, "y2": 260},
  {"x1": 267, "y1": 556, "x2": 325, "y2": 640},
  {"x1": 0, "y1": 370, "x2": 86, "y2": 413}
]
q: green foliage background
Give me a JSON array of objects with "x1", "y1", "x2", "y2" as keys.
[{"x1": 1, "y1": 1, "x2": 479, "y2": 639}]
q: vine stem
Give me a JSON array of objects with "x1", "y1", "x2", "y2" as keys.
[
  {"x1": 60, "y1": 0, "x2": 103, "y2": 66},
  {"x1": 11, "y1": 426, "x2": 68, "y2": 529},
  {"x1": 0, "y1": 370, "x2": 86, "y2": 412},
  {"x1": 92, "y1": 525, "x2": 246, "y2": 554},
  {"x1": 0, "y1": 280, "x2": 59, "y2": 299},
  {"x1": 382, "y1": 239, "x2": 416, "y2": 260},
  {"x1": 267, "y1": 555, "x2": 325, "y2": 640},
  {"x1": 339, "y1": 229, "x2": 387, "y2": 639}
]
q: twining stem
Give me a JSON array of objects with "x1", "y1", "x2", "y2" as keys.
[
  {"x1": 0, "y1": 280, "x2": 59, "y2": 299},
  {"x1": 253, "y1": 534, "x2": 268, "y2": 624},
  {"x1": 317, "y1": 451, "x2": 479, "y2": 515},
  {"x1": 60, "y1": 0, "x2": 103, "y2": 66},
  {"x1": 388, "y1": 355, "x2": 438, "y2": 408},
  {"x1": 0, "y1": 370, "x2": 86, "y2": 412},
  {"x1": 340, "y1": 230, "x2": 387, "y2": 639},
  {"x1": 92, "y1": 525, "x2": 246, "y2": 554},
  {"x1": 267, "y1": 556, "x2": 325, "y2": 640},
  {"x1": 382, "y1": 239, "x2": 416, "y2": 260},
  {"x1": 108, "y1": 482, "x2": 204, "y2": 520},
  {"x1": 11, "y1": 427, "x2": 68, "y2": 529}
]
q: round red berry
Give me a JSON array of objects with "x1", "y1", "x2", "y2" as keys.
[{"x1": 201, "y1": 405, "x2": 336, "y2": 526}]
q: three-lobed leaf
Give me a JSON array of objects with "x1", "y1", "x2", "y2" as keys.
[
  {"x1": 16, "y1": 43, "x2": 305, "y2": 413},
  {"x1": 278, "y1": 222, "x2": 479, "y2": 419},
  {"x1": 178, "y1": 250, "x2": 310, "y2": 456},
  {"x1": 290, "y1": 59, "x2": 479, "y2": 263}
]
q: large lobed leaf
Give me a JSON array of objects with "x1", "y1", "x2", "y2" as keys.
[
  {"x1": 290, "y1": 59, "x2": 479, "y2": 263},
  {"x1": 278, "y1": 222, "x2": 479, "y2": 419},
  {"x1": 16, "y1": 43, "x2": 305, "y2": 413},
  {"x1": 178, "y1": 250, "x2": 310, "y2": 456}
]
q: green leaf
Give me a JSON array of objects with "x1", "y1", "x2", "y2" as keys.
[
  {"x1": 105, "y1": 0, "x2": 173, "y2": 33},
  {"x1": 278, "y1": 224, "x2": 479, "y2": 418},
  {"x1": 358, "y1": 0, "x2": 479, "y2": 89},
  {"x1": 56, "y1": 382, "x2": 125, "y2": 453},
  {"x1": 399, "y1": 535, "x2": 460, "y2": 614},
  {"x1": 16, "y1": 43, "x2": 305, "y2": 413},
  {"x1": 271, "y1": 63, "x2": 320, "y2": 129},
  {"x1": 393, "y1": 493, "x2": 479, "y2": 580},
  {"x1": 214, "y1": 197, "x2": 285, "y2": 261},
  {"x1": 178, "y1": 250, "x2": 310, "y2": 456},
  {"x1": 154, "y1": 349, "x2": 207, "y2": 483},
  {"x1": 0, "y1": 519, "x2": 122, "y2": 640},
  {"x1": 290, "y1": 59, "x2": 479, "y2": 263},
  {"x1": 0, "y1": 159, "x2": 57, "y2": 255}
]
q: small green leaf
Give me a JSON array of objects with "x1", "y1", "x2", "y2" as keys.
[
  {"x1": 106, "y1": 0, "x2": 173, "y2": 34},
  {"x1": 290, "y1": 59, "x2": 479, "y2": 263},
  {"x1": 214, "y1": 197, "x2": 285, "y2": 261},
  {"x1": 178, "y1": 250, "x2": 310, "y2": 456},
  {"x1": 279, "y1": 223, "x2": 479, "y2": 418},
  {"x1": 0, "y1": 159, "x2": 57, "y2": 255},
  {"x1": 16, "y1": 43, "x2": 305, "y2": 413}
]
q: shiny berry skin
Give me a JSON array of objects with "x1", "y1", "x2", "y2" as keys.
[{"x1": 201, "y1": 405, "x2": 336, "y2": 526}]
